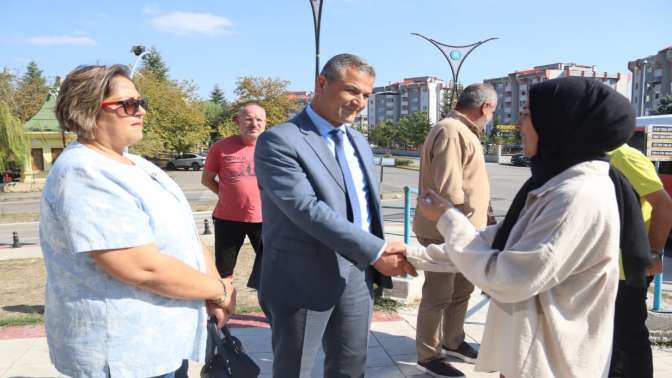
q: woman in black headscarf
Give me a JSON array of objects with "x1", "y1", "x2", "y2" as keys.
[{"x1": 407, "y1": 77, "x2": 649, "y2": 378}]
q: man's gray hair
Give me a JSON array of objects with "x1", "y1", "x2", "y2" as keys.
[
  {"x1": 320, "y1": 53, "x2": 375, "y2": 81},
  {"x1": 456, "y1": 83, "x2": 497, "y2": 109}
]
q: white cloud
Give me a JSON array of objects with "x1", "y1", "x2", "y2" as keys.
[
  {"x1": 143, "y1": 5, "x2": 161, "y2": 15},
  {"x1": 149, "y1": 11, "x2": 231, "y2": 35},
  {"x1": 26, "y1": 35, "x2": 97, "y2": 46}
]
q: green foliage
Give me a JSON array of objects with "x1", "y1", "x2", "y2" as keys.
[
  {"x1": 202, "y1": 100, "x2": 233, "y2": 144},
  {"x1": 369, "y1": 112, "x2": 430, "y2": 149},
  {"x1": 210, "y1": 85, "x2": 227, "y2": 106},
  {"x1": 132, "y1": 75, "x2": 208, "y2": 155},
  {"x1": 655, "y1": 95, "x2": 672, "y2": 115},
  {"x1": 398, "y1": 112, "x2": 431, "y2": 147},
  {"x1": 0, "y1": 68, "x2": 16, "y2": 112},
  {"x1": 373, "y1": 296, "x2": 402, "y2": 312},
  {"x1": 394, "y1": 158, "x2": 412, "y2": 167},
  {"x1": 0, "y1": 313, "x2": 44, "y2": 328},
  {"x1": 233, "y1": 76, "x2": 301, "y2": 127},
  {"x1": 140, "y1": 47, "x2": 169, "y2": 82},
  {"x1": 13, "y1": 61, "x2": 49, "y2": 122},
  {"x1": 0, "y1": 102, "x2": 29, "y2": 171}
]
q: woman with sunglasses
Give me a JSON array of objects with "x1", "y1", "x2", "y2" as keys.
[
  {"x1": 407, "y1": 77, "x2": 650, "y2": 378},
  {"x1": 40, "y1": 65, "x2": 235, "y2": 377}
]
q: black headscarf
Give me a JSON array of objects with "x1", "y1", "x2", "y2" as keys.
[{"x1": 491, "y1": 77, "x2": 651, "y2": 287}]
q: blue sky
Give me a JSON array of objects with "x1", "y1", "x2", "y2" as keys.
[{"x1": 1, "y1": 0, "x2": 670, "y2": 100}]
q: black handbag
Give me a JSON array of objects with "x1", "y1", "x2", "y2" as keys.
[{"x1": 201, "y1": 317, "x2": 261, "y2": 378}]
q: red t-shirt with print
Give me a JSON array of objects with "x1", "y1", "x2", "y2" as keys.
[{"x1": 204, "y1": 136, "x2": 262, "y2": 223}]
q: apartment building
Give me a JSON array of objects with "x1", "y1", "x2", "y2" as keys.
[
  {"x1": 485, "y1": 63, "x2": 630, "y2": 124},
  {"x1": 286, "y1": 90, "x2": 312, "y2": 118},
  {"x1": 629, "y1": 46, "x2": 672, "y2": 116},
  {"x1": 367, "y1": 76, "x2": 447, "y2": 129}
]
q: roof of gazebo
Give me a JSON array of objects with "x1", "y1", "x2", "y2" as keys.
[{"x1": 24, "y1": 91, "x2": 60, "y2": 132}]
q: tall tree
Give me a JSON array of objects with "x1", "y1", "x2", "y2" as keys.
[
  {"x1": 398, "y1": 112, "x2": 431, "y2": 147},
  {"x1": 0, "y1": 102, "x2": 29, "y2": 171},
  {"x1": 233, "y1": 76, "x2": 300, "y2": 126},
  {"x1": 141, "y1": 47, "x2": 169, "y2": 81},
  {"x1": 13, "y1": 61, "x2": 49, "y2": 122},
  {"x1": 133, "y1": 74, "x2": 208, "y2": 155},
  {"x1": 202, "y1": 100, "x2": 233, "y2": 144},
  {"x1": 655, "y1": 95, "x2": 672, "y2": 115},
  {"x1": 441, "y1": 82, "x2": 464, "y2": 118},
  {"x1": 210, "y1": 85, "x2": 227, "y2": 106},
  {"x1": 0, "y1": 68, "x2": 16, "y2": 110}
]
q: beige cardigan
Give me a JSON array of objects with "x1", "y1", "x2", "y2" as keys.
[{"x1": 408, "y1": 161, "x2": 620, "y2": 378}]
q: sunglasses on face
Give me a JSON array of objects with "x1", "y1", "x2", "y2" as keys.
[{"x1": 100, "y1": 97, "x2": 149, "y2": 116}]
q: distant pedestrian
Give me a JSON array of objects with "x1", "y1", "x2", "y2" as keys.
[
  {"x1": 201, "y1": 102, "x2": 266, "y2": 288},
  {"x1": 409, "y1": 77, "x2": 644, "y2": 378},
  {"x1": 41, "y1": 64, "x2": 235, "y2": 378},
  {"x1": 412, "y1": 83, "x2": 497, "y2": 378}
]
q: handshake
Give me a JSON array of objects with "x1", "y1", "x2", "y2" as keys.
[{"x1": 373, "y1": 240, "x2": 418, "y2": 277}]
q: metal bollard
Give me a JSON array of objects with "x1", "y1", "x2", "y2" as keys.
[
  {"x1": 12, "y1": 231, "x2": 20, "y2": 248},
  {"x1": 203, "y1": 219, "x2": 212, "y2": 235}
]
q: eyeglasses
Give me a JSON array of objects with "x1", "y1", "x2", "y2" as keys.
[{"x1": 100, "y1": 97, "x2": 149, "y2": 116}]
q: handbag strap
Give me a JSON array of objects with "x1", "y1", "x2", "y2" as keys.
[{"x1": 207, "y1": 317, "x2": 228, "y2": 356}]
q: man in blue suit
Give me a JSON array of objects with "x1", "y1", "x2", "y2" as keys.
[{"x1": 255, "y1": 53, "x2": 417, "y2": 377}]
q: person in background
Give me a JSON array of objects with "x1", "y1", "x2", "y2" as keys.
[
  {"x1": 201, "y1": 102, "x2": 267, "y2": 288},
  {"x1": 608, "y1": 143, "x2": 672, "y2": 378},
  {"x1": 408, "y1": 77, "x2": 646, "y2": 378},
  {"x1": 41, "y1": 64, "x2": 235, "y2": 378},
  {"x1": 412, "y1": 83, "x2": 497, "y2": 378}
]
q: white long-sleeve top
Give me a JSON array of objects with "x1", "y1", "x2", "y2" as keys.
[{"x1": 407, "y1": 160, "x2": 620, "y2": 378}]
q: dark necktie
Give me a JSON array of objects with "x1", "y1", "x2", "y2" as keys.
[{"x1": 330, "y1": 129, "x2": 362, "y2": 228}]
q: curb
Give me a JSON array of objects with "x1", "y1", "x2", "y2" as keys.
[{"x1": 0, "y1": 311, "x2": 404, "y2": 340}]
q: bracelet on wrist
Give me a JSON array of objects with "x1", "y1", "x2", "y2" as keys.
[
  {"x1": 212, "y1": 278, "x2": 228, "y2": 306},
  {"x1": 651, "y1": 249, "x2": 663, "y2": 259}
]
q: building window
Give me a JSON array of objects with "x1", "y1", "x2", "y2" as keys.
[
  {"x1": 51, "y1": 148, "x2": 63, "y2": 163},
  {"x1": 31, "y1": 149, "x2": 44, "y2": 171}
]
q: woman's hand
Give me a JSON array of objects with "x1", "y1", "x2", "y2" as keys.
[
  {"x1": 418, "y1": 189, "x2": 453, "y2": 221},
  {"x1": 208, "y1": 278, "x2": 236, "y2": 328}
]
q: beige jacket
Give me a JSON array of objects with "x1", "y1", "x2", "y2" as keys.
[
  {"x1": 413, "y1": 111, "x2": 490, "y2": 241},
  {"x1": 408, "y1": 161, "x2": 620, "y2": 378}
]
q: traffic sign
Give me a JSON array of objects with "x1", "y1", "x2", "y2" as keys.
[{"x1": 646, "y1": 124, "x2": 672, "y2": 161}]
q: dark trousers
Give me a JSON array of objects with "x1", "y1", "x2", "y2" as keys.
[
  {"x1": 213, "y1": 217, "x2": 263, "y2": 289},
  {"x1": 609, "y1": 277, "x2": 654, "y2": 378},
  {"x1": 266, "y1": 265, "x2": 373, "y2": 378}
]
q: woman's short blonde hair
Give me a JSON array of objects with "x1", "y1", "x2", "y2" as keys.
[{"x1": 55, "y1": 64, "x2": 133, "y2": 140}]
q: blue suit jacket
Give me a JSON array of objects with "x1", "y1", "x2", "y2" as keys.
[{"x1": 254, "y1": 109, "x2": 392, "y2": 311}]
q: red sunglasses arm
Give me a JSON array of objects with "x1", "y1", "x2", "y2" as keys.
[{"x1": 100, "y1": 100, "x2": 121, "y2": 108}]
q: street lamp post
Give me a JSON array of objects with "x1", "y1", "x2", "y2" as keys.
[
  {"x1": 130, "y1": 45, "x2": 148, "y2": 79},
  {"x1": 412, "y1": 33, "x2": 497, "y2": 110},
  {"x1": 309, "y1": 0, "x2": 325, "y2": 81}
]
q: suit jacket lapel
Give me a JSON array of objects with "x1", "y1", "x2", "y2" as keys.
[{"x1": 295, "y1": 111, "x2": 346, "y2": 192}]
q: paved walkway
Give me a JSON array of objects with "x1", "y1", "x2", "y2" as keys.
[{"x1": 2, "y1": 291, "x2": 672, "y2": 377}]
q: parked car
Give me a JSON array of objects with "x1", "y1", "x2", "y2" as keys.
[
  {"x1": 165, "y1": 153, "x2": 206, "y2": 171},
  {"x1": 511, "y1": 153, "x2": 531, "y2": 167},
  {"x1": 1, "y1": 168, "x2": 21, "y2": 183}
]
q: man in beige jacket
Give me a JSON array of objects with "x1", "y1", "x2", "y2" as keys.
[{"x1": 413, "y1": 83, "x2": 497, "y2": 377}]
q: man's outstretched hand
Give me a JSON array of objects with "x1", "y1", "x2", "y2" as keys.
[{"x1": 373, "y1": 240, "x2": 418, "y2": 277}]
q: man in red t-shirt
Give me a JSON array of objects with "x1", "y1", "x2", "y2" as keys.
[{"x1": 202, "y1": 102, "x2": 266, "y2": 288}]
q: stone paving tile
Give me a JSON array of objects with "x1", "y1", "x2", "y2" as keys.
[{"x1": 1, "y1": 362, "x2": 63, "y2": 378}]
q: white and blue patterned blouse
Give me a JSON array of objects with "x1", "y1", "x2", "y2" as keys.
[{"x1": 39, "y1": 142, "x2": 208, "y2": 377}]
